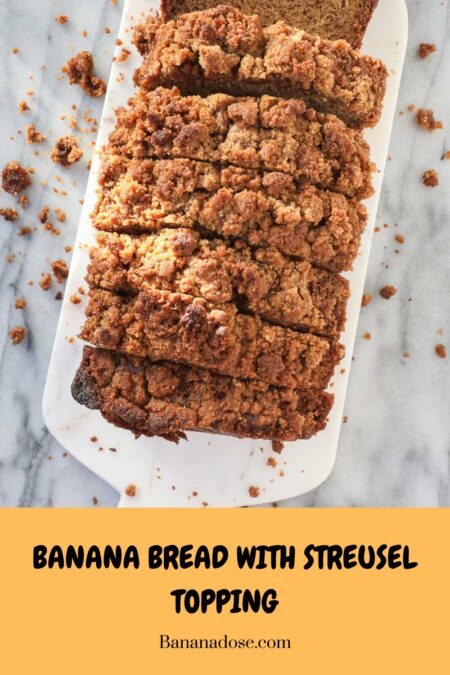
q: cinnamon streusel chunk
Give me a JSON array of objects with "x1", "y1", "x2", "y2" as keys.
[
  {"x1": 93, "y1": 155, "x2": 367, "y2": 272},
  {"x1": 72, "y1": 346, "x2": 334, "y2": 441},
  {"x1": 108, "y1": 87, "x2": 374, "y2": 199},
  {"x1": 133, "y1": 6, "x2": 387, "y2": 129},
  {"x1": 87, "y1": 229, "x2": 350, "y2": 337},
  {"x1": 80, "y1": 288, "x2": 343, "y2": 389}
]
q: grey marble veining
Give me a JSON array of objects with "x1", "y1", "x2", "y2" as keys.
[{"x1": 0, "y1": 0, "x2": 449, "y2": 507}]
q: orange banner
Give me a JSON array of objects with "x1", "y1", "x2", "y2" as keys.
[{"x1": 0, "y1": 508, "x2": 448, "y2": 673}]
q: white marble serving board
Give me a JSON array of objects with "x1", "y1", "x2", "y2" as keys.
[{"x1": 42, "y1": 0, "x2": 408, "y2": 507}]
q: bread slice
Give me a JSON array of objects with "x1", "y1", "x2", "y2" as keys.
[
  {"x1": 80, "y1": 288, "x2": 344, "y2": 390},
  {"x1": 108, "y1": 86, "x2": 374, "y2": 200},
  {"x1": 134, "y1": 5, "x2": 387, "y2": 128},
  {"x1": 87, "y1": 229, "x2": 350, "y2": 338},
  {"x1": 161, "y1": 0, "x2": 379, "y2": 50},
  {"x1": 72, "y1": 346, "x2": 334, "y2": 441}
]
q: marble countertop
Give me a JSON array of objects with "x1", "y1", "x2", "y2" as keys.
[{"x1": 0, "y1": 0, "x2": 449, "y2": 508}]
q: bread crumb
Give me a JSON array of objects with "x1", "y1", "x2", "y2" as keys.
[
  {"x1": 416, "y1": 108, "x2": 443, "y2": 131},
  {"x1": 363, "y1": 332, "x2": 372, "y2": 340},
  {"x1": 62, "y1": 51, "x2": 106, "y2": 98},
  {"x1": 55, "y1": 208, "x2": 66, "y2": 223},
  {"x1": 18, "y1": 101, "x2": 30, "y2": 113},
  {"x1": 125, "y1": 484, "x2": 136, "y2": 497},
  {"x1": 267, "y1": 457, "x2": 277, "y2": 468},
  {"x1": 395, "y1": 234, "x2": 405, "y2": 244},
  {"x1": 51, "y1": 259, "x2": 68, "y2": 282},
  {"x1": 419, "y1": 43, "x2": 436, "y2": 59},
  {"x1": 92, "y1": 496, "x2": 98, "y2": 505},
  {"x1": 443, "y1": 151, "x2": 450, "y2": 160},
  {"x1": 435, "y1": 344, "x2": 446, "y2": 359},
  {"x1": 39, "y1": 273, "x2": 52, "y2": 291},
  {"x1": 8, "y1": 325, "x2": 26, "y2": 345},
  {"x1": 38, "y1": 205, "x2": 49, "y2": 223},
  {"x1": 380, "y1": 285, "x2": 397, "y2": 299},
  {"x1": 0, "y1": 208, "x2": 19, "y2": 221},
  {"x1": 117, "y1": 48, "x2": 131, "y2": 62},
  {"x1": 361, "y1": 293, "x2": 372, "y2": 307},
  {"x1": 25, "y1": 124, "x2": 46, "y2": 144},
  {"x1": 422, "y1": 169, "x2": 439, "y2": 187},
  {"x1": 2, "y1": 161, "x2": 31, "y2": 195},
  {"x1": 12, "y1": 48, "x2": 19, "y2": 54},
  {"x1": 55, "y1": 15, "x2": 69, "y2": 24},
  {"x1": 248, "y1": 485, "x2": 260, "y2": 498},
  {"x1": 54, "y1": 291, "x2": 63, "y2": 301},
  {"x1": 18, "y1": 226, "x2": 31, "y2": 236},
  {"x1": 70, "y1": 293, "x2": 81, "y2": 304},
  {"x1": 15, "y1": 297, "x2": 26, "y2": 309},
  {"x1": 50, "y1": 136, "x2": 83, "y2": 166}
]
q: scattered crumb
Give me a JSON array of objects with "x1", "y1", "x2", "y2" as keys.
[
  {"x1": 19, "y1": 195, "x2": 28, "y2": 209},
  {"x1": 18, "y1": 101, "x2": 30, "y2": 113},
  {"x1": 435, "y1": 344, "x2": 446, "y2": 359},
  {"x1": 12, "y1": 48, "x2": 19, "y2": 54},
  {"x1": 50, "y1": 136, "x2": 83, "y2": 167},
  {"x1": 18, "y1": 226, "x2": 31, "y2": 236},
  {"x1": 25, "y1": 124, "x2": 46, "y2": 144},
  {"x1": 419, "y1": 43, "x2": 436, "y2": 59},
  {"x1": 62, "y1": 451, "x2": 68, "y2": 458},
  {"x1": 422, "y1": 169, "x2": 439, "y2": 187},
  {"x1": 271, "y1": 440, "x2": 284, "y2": 454},
  {"x1": 55, "y1": 208, "x2": 66, "y2": 223},
  {"x1": 267, "y1": 457, "x2": 277, "y2": 468},
  {"x1": 51, "y1": 259, "x2": 69, "y2": 283},
  {"x1": 416, "y1": 108, "x2": 443, "y2": 131},
  {"x1": 395, "y1": 234, "x2": 405, "y2": 244},
  {"x1": 70, "y1": 293, "x2": 81, "y2": 304},
  {"x1": 90, "y1": 436, "x2": 98, "y2": 442},
  {"x1": 380, "y1": 285, "x2": 397, "y2": 299},
  {"x1": 0, "y1": 208, "x2": 19, "y2": 221},
  {"x1": 39, "y1": 273, "x2": 52, "y2": 291},
  {"x1": 62, "y1": 51, "x2": 106, "y2": 98},
  {"x1": 361, "y1": 293, "x2": 372, "y2": 307},
  {"x1": 363, "y1": 332, "x2": 372, "y2": 340},
  {"x1": 343, "y1": 415, "x2": 348, "y2": 423},
  {"x1": 54, "y1": 291, "x2": 63, "y2": 301},
  {"x1": 2, "y1": 161, "x2": 31, "y2": 195},
  {"x1": 8, "y1": 325, "x2": 26, "y2": 345},
  {"x1": 38, "y1": 206, "x2": 49, "y2": 223},
  {"x1": 105, "y1": 27, "x2": 111, "y2": 34},
  {"x1": 55, "y1": 15, "x2": 69, "y2": 24},
  {"x1": 117, "y1": 48, "x2": 131, "y2": 62},
  {"x1": 443, "y1": 151, "x2": 450, "y2": 160},
  {"x1": 15, "y1": 297, "x2": 26, "y2": 309},
  {"x1": 403, "y1": 352, "x2": 410, "y2": 359},
  {"x1": 248, "y1": 486, "x2": 260, "y2": 498},
  {"x1": 125, "y1": 484, "x2": 136, "y2": 497},
  {"x1": 92, "y1": 496, "x2": 98, "y2": 505}
]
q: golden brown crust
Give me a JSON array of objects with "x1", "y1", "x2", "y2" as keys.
[
  {"x1": 134, "y1": 6, "x2": 387, "y2": 128},
  {"x1": 72, "y1": 346, "x2": 334, "y2": 441},
  {"x1": 87, "y1": 229, "x2": 349, "y2": 337},
  {"x1": 94, "y1": 155, "x2": 367, "y2": 273},
  {"x1": 108, "y1": 86, "x2": 374, "y2": 199},
  {"x1": 161, "y1": 1, "x2": 379, "y2": 50},
  {"x1": 80, "y1": 288, "x2": 344, "y2": 389}
]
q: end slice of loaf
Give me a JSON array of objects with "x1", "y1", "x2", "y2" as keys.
[
  {"x1": 134, "y1": 5, "x2": 387, "y2": 129},
  {"x1": 72, "y1": 346, "x2": 335, "y2": 441},
  {"x1": 160, "y1": 0, "x2": 379, "y2": 50}
]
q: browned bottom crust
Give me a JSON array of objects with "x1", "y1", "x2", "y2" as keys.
[
  {"x1": 108, "y1": 87, "x2": 374, "y2": 200},
  {"x1": 72, "y1": 346, "x2": 334, "y2": 441},
  {"x1": 87, "y1": 229, "x2": 349, "y2": 338},
  {"x1": 161, "y1": 1, "x2": 379, "y2": 50},
  {"x1": 80, "y1": 288, "x2": 344, "y2": 389},
  {"x1": 94, "y1": 155, "x2": 367, "y2": 273},
  {"x1": 133, "y1": 6, "x2": 387, "y2": 129}
]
